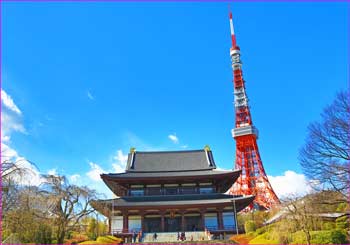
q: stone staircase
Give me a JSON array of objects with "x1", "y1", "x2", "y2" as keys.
[{"x1": 141, "y1": 231, "x2": 207, "y2": 243}]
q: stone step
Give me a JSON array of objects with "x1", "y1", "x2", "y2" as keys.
[{"x1": 141, "y1": 231, "x2": 207, "y2": 243}]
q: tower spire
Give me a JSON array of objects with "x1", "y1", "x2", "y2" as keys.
[
  {"x1": 229, "y1": 11, "x2": 237, "y2": 49},
  {"x1": 228, "y1": 10, "x2": 280, "y2": 210}
]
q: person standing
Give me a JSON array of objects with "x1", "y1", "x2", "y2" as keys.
[{"x1": 132, "y1": 231, "x2": 137, "y2": 243}]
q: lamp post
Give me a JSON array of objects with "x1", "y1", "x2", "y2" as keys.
[{"x1": 232, "y1": 199, "x2": 239, "y2": 235}]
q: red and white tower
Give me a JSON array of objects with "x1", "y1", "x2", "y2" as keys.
[{"x1": 228, "y1": 11, "x2": 280, "y2": 210}]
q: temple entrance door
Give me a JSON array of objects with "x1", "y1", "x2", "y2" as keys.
[
  {"x1": 144, "y1": 216, "x2": 161, "y2": 232},
  {"x1": 185, "y1": 213, "x2": 201, "y2": 231},
  {"x1": 165, "y1": 215, "x2": 181, "y2": 232}
]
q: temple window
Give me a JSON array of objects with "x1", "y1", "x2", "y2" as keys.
[
  {"x1": 181, "y1": 187, "x2": 197, "y2": 194},
  {"x1": 200, "y1": 187, "x2": 214, "y2": 194},
  {"x1": 164, "y1": 187, "x2": 178, "y2": 195},
  {"x1": 147, "y1": 187, "x2": 162, "y2": 196},
  {"x1": 130, "y1": 189, "x2": 144, "y2": 196}
]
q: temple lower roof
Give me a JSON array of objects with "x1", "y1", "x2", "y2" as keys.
[
  {"x1": 92, "y1": 194, "x2": 255, "y2": 217},
  {"x1": 101, "y1": 169, "x2": 240, "y2": 196}
]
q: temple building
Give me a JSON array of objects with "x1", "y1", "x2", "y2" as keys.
[{"x1": 92, "y1": 147, "x2": 254, "y2": 239}]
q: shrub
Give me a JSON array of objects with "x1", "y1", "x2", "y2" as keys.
[
  {"x1": 291, "y1": 231, "x2": 307, "y2": 244},
  {"x1": 244, "y1": 220, "x2": 256, "y2": 233},
  {"x1": 79, "y1": 240, "x2": 105, "y2": 244},
  {"x1": 329, "y1": 229, "x2": 348, "y2": 244},
  {"x1": 311, "y1": 230, "x2": 332, "y2": 244},
  {"x1": 310, "y1": 229, "x2": 348, "y2": 244},
  {"x1": 336, "y1": 202, "x2": 347, "y2": 212},
  {"x1": 249, "y1": 232, "x2": 279, "y2": 244},
  {"x1": 65, "y1": 234, "x2": 89, "y2": 244},
  {"x1": 34, "y1": 223, "x2": 52, "y2": 244},
  {"x1": 230, "y1": 234, "x2": 255, "y2": 244},
  {"x1": 335, "y1": 215, "x2": 349, "y2": 230},
  {"x1": 322, "y1": 221, "x2": 336, "y2": 230},
  {"x1": 254, "y1": 226, "x2": 266, "y2": 235},
  {"x1": 96, "y1": 235, "x2": 123, "y2": 244}
]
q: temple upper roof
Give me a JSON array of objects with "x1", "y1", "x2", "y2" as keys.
[
  {"x1": 100, "y1": 148, "x2": 240, "y2": 196},
  {"x1": 125, "y1": 149, "x2": 216, "y2": 172}
]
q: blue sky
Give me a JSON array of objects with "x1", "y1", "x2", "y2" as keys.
[{"x1": 1, "y1": 2, "x2": 348, "y2": 198}]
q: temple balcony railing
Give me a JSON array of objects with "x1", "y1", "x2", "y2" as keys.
[{"x1": 205, "y1": 225, "x2": 236, "y2": 231}]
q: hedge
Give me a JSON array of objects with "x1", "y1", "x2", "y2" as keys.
[
  {"x1": 249, "y1": 232, "x2": 279, "y2": 244},
  {"x1": 79, "y1": 235, "x2": 123, "y2": 244},
  {"x1": 244, "y1": 220, "x2": 256, "y2": 233}
]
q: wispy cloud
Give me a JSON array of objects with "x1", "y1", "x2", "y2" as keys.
[
  {"x1": 168, "y1": 134, "x2": 179, "y2": 144},
  {"x1": 268, "y1": 170, "x2": 312, "y2": 198},
  {"x1": 86, "y1": 162, "x2": 106, "y2": 182},
  {"x1": 1, "y1": 89, "x2": 21, "y2": 114},
  {"x1": 124, "y1": 131, "x2": 163, "y2": 151},
  {"x1": 1, "y1": 90, "x2": 26, "y2": 142},
  {"x1": 87, "y1": 90, "x2": 95, "y2": 100},
  {"x1": 112, "y1": 150, "x2": 128, "y2": 173}
]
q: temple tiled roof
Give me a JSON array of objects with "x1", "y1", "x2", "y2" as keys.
[{"x1": 125, "y1": 150, "x2": 216, "y2": 172}]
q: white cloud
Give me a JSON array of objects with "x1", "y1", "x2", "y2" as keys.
[
  {"x1": 69, "y1": 174, "x2": 81, "y2": 183},
  {"x1": 47, "y1": 168, "x2": 58, "y2": 176},
  {"x1": 1, "y1": 143, "x2": 43, "y2": 186},
  {"x1": 112, "y1": 150, "x2": 128, "y2": 173},
  {"x1": 86, "y1": 162, "x2": 105, "y2": 182},
  {"x1": 1, "y1": 89, "x2": 21, "y2": 114},
  {"x1": 1, "y1": 90, "x2": 26, "y2": 143},
  {"x1": 87, "y1": 91, "x2": 94, "y2": 100},
  {"x1": 268, "y1": 170, "x2": 312, "y2": 198},
  {"x1": 2, "y1": 135, "x2": 11, "y2": 143},
  {"x1": 0, "y1": 91, "x2": 39, "y2": 186},
  {"x1": 168, "y1": 134, "x2": 179, "y2": 144},
  {"x1": 181, "y1": 145, "x2": 188, "y2": 149}
]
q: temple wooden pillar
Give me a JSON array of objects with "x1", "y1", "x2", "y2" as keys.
[
  {"x1": 181, "y1": 211, "x2": 186, "y2": 231},
  {"x1": 108, "y1": 217, "x2": 112, "y2": 234},
  {"x1": 217, "y1": 208, "x2": 224, "y2": 230},
  {"x1": 140, "y1": 211, "x2": 145, "y2": 232},
  {"x1": 122, "y1": 211, "x2": 129, "y2": 233},
  {"x1": 161, "y1": 211, "x2": 165, "y2": 232},
  {"x1": 199, "y1": 209, "x2": 206, "y2": 230}
]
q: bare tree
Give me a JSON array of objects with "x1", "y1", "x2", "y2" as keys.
[
  {"x1": 1, "y1": 152, "x2": 34, "y2": 214},
  {"x1": 40, "y1": 175, "x2": 98, "y2": 244},
  {"x1": 299, "y1": 90, "x2": 350, "y2": 199}
]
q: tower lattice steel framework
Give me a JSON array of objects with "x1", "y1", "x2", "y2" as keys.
[{"x1": 228, "y1": 11, "x2": 280, "y2": 210}]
